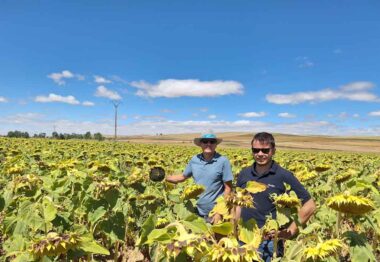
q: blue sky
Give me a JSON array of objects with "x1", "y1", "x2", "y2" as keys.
[{"x1": 1, "y1": 1, "x2": 380, "y2": 136}]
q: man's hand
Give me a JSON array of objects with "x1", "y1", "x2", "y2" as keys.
[
  {"x1": 278, "y1": 199, "x2": 316, "y2": 240},
  {"x1": 278, "y1": 227, "x2": 296, "y2": 240},
  {"x1": 210, "y1": 213, "x2": 222, "y2": 224}
]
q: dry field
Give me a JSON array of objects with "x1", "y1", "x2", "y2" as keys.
[{"x1": 118, "y1": 132, "x2": 380, "y2": 153}]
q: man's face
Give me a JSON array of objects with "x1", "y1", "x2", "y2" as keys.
[
  {"x1": 200, "y1": 139, "x2": 217, "y2": 154},
  {"x1": 251, "y1": 140, "x2": 275, "y2": 166}
]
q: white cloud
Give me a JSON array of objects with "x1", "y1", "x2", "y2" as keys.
[
  {"x1": 369, "y1": 111, "x2": 380, "y2": 116},
  {"x1": 82, "y1": 101, "x2": 95, "y2": 106},
  {"x1": 77, "y1": 74, "x2": 85, "y2": 81},
  {"x1": 161, "y1": 109, "x2": 174, "y2": 113},
  {"x1": 296, "y1": 57, "x2": 314, "y2": 68},
  {"x1": 94, "y1": 75, "x2": 112, "y2": 84},
  {"x1": 326, "y1": 113, "x2": 361, "y2": 119},
  {"x1": 338, "y1": 112, "x2": 348, "y2": 118},
  {"x1": 340, "y1": 81, "x2": 374, "y2": 91},
  {"x1": 111, "y1": 75, "x2": 128, "y2": 84},
  {"x1": 238, "y1": 112, "x2": 266, "y2": 118},
  {"x1": 47, "y1": 70, "x2": 84, "y2": 85},
  {"x1": 0, "y1": 96, "x2": 8, "y2": 103},
  {"x1": 278, "y1": 112, "x2": 296, "y2": 118},
  {"x1": 3, "y1": 113, "x2": 44, "y2": 124},
  {"x1": 130, "y1": 79, "x2": 244, "y2": 98},
  {"x1": 1, "y1": 115, "x2": 380, "y2": 137},
  {"x1": 35, "y1": 93, "x2": 80, "y2": 105},
  {"x1": 199, "y1": 108, "x2": 209, "y2": 112},
  {"x1": 116, "y1": 119, "x2": 338, "y2": 136},
  {"x1": 208, "y1": 115, "x2": 217, "y2": 119},
  {"x1": 95, "y1": 86, "x2": 122, "y2": 100},
  {"x1": 266, "y1": 81, "x2": 380, "y2": 105},
  {"x1": 132, "y1": 115, "x2": 166, "y2": 121}
]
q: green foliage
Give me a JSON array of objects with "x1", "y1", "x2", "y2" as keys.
[
  {"x1": 0, "y1": 137, "x2": 379, "y2": 261},
  {"x1": 7, "y1": 130, "x2": 30, "y2": 138}
]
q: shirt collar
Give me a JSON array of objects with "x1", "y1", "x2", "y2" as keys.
[
  {"x1": 198, "y1": 152, "x2": 220, "y2": 163},
  {"x1": 251, "y1": 160, "x2": 278, "y2": 177}
]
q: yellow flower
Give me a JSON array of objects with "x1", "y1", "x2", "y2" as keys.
[
  {"x1": 225, "y1": 188, "x2": 254, "y2": 208},
  {"x1": 326, "y1": 192, "x2": 374, "y2": 215},
  {"x1": 156, "y1": 218, "x2": 170, "y2": 229},
  {"x1": 95, "y1": 180, "x2": 120, "y2": 193},
  {"x1": 29, "y1": 232, "x2": 79, "y2": 258},
  {"x1": 209, "y1": 196, "x2": 231, "y2": 219},
  {"x1": 182, "y1": 184, "x2": 205, "y2": 200},
  {"x1": 207, "y1": 238, "x2": 261, "y2": 262},
  {"x1": 304, "y1": 239, "x2": 343, "y2": 261},
  {"x1": 296, "y1": 170, "x2": 318, "y2": 182},
  {"x1": 314, "y1": 164, "x2": 331, "y2": 172},
  {"x1": 273, "y1": 192, "x2": 301, "y2": 208},
  {"x1": 335, "y1": 170, "x2": 355, "y2": 184}
]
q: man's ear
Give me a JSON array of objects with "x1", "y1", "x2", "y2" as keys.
[{"x1": 272, "y1": 147, "x2": 276, "y2": 155}]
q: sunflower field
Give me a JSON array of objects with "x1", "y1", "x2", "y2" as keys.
[{"x1": 0, "y1": 137, "x2": 379, "y2": 261}]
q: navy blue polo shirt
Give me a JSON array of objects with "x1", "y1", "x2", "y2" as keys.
[{"x1": 236, "y1": 161, "x2": 311, "y2": 228}]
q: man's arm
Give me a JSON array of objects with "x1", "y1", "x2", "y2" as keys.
[
  {"x1": 166, "y1": 174, "x2": 188, "y2": 184},
  {"x1": 278, "y1": 198, "x2": 316, "y2": 239},
  {"x1": 223, "y1": 181, "x2": 232, "y2": 196}
]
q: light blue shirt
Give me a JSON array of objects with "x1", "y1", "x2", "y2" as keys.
[{"x1": 183, "y1": 152, "x2": 233, "y2": 216}]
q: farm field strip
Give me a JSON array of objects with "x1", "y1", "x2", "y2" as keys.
[{"x1": 0, "y1": 138, "x2": 379, "y2": 261}]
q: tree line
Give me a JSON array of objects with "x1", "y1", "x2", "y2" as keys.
[{"x1": 6, "y1": 131, "x2": 105, "y2": 141}]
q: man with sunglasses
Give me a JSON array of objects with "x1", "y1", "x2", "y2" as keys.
[
  {"x1": 236, "y1": 132, "x2": 316, "y2": 261},
  {"x1": 166, "y1": 132, "x2": 233, "y2": 223}
]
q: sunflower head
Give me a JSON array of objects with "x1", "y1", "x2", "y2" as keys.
[
  {"x1": 335, "y1": 169, "x2": 357, "y2": 184},
  {"x1": 139, "y1": 193, "x2": 159, "y2": 201},
  {"x1": 273, "y1": 191, "x2": 301, "y2": 209},
  {"x1": 149, "y1": 166, "x2": 166, "y2": 182},
  {"x1": 208, "y1": 238, "x2": 261, "y2": 262},
  {"x1": 13, "y1": 174, "x2": 42, "y2": 193},
  {"x1": 182, "y1": 184, "x2": 205, "y2": 200},
  {"x1": 126, "y1": 167, "x2": 144, "y2": 185},
  {"x1": 225, "y1": 188, "x2": 254, "y2": 208},
  {"x1": 326, "y1": 191, "x2": 375, "y2": 215},
  {"x1": 296, "y1": 170, "x2": 318, "y2": 182},
  {"x1": 29, "y1": 232, "x2": 80, "y2": 258},
  {"x1": 156, "y1": 217, "x2": 170, "y2": 229},
  {"x1": 95, "y1": 180, "x2": 120, "y2": 194},
  {"x1": 314, "y1": 164, "x2": 331, "y2": 173},
  {"x1": 303, "y1": 239, "x2": 343, "y2": 261}
]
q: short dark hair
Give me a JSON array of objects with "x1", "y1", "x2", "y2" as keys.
[{"x1": 251, "y1": 132, "x2": 275, "y2": 148}]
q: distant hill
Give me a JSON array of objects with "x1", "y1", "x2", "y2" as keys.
[{"x1": 116, "y1": 132, "x2": 380, "y2": 153}]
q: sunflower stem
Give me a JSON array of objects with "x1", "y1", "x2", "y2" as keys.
[
  {"x1": 114, "y1": 240, "x2": 119, "y2": 262},
  {"x1": 232, "y1": 205, "x2": 238, "y2": 239},
  {"x1": 335, "y1": 212, "x2": 341, "y2": 238},
  {"x1": 273, "y1": 230, "x2": 278, "y2": 259}
]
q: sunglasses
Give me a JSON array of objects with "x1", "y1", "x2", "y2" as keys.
[
  {"x1": 251, "y1": 148, "x2": 271, "y2": 154},
  {"x1": 201, "y1": 139, "x2": 217, "y2": 144}
]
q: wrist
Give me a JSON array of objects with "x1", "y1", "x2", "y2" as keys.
[{"x1": 287, "y1": 224, "x2": 298, "y2": 236}]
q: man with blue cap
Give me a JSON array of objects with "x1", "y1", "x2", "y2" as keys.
[{"x1": 166, "y1": 131, "x2": 233, "y2": 223}]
